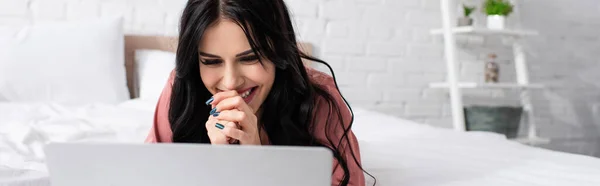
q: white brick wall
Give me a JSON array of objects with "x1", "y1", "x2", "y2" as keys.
[
  {"x1": 1, "y1": 0, "x2": 599, "y2": 157},
  {"x1": 31, "y1": 1, "x2": 65, "y2": 21},
  {"x1": 67, "y1": 1, "x2": 100, "y2": 20},
  {"x1": 323, "y1": 39, "x2": 365, "y2": 55},
  {"x1": 0, "y1": 0, "x2": 28, "y2": 16}
]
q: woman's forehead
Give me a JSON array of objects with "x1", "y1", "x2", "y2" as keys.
[{"x1": 198, "y1": 19, "x2": 252, "y2": 57}]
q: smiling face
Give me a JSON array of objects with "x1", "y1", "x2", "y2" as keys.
[{"x1": 198, "y1": 19, "x2": 275, "y2": 113}]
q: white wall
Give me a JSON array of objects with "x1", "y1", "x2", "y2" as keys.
[
  {"x1": 517, "y1": 0, "x2": 600, "y2": 156},
  {"x1": 0, "y1": 0, "x2": 598, "y2": 157}
]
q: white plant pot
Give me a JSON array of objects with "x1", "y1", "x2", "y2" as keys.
[
  {"x1": 487, "y1": 15, "x2": 506, "y2": 30},
  {"x1": 457, "y1": 17, "x2": 473, "y2": 27}
]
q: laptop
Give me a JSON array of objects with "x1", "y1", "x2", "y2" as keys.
[{"x1": 44, "y1": 143, "x2": 332, "y2": 186}]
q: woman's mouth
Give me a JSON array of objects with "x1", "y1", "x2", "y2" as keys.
[{"x1": 239, "y1": 87, "x2": 258, "y2": 103}]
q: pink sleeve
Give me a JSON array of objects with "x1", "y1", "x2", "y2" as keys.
[
  {"x1": 309, "y1": 69, "x2": 366, "y2": 186},
  {"x1": 144, "y1": 70, "x2": 175, "y2": 143}
]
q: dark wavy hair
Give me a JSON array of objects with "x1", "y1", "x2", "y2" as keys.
[{"x1": 169, "y1": 0, "x2": 374, "y2": 185}]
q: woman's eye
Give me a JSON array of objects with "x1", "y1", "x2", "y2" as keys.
[
  {"x1": 201, "y1": 59, "x2": 222, "y2": 65},
  {"x1": 239, "y1": 55, "x2": 259, "y2": 63}
]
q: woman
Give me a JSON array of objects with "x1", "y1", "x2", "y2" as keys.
[{"x1": 145, "y1": 0, "x2": 371, "y2": 185}]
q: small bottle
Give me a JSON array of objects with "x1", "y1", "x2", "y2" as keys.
[{"x1": 485, "y1": 54, "x2": 499, "y2": 83}]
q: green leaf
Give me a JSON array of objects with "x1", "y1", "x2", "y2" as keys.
[
  {"x1": 483, "y1": 0, "x2": 513, "y2": 16},
  {"x1": 463, "y1": 5, "x2": 476, "y2": 17}
]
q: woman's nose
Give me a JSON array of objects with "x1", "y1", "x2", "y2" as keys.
[{"x1": 221, "y1": 63, "x2": 243, "y2": 90}]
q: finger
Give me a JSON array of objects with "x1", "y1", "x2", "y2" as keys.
[
  {"x1": 217, "y1": 121, "x2": 246, "y2": 141},
  {"x1": 213, "y1": 119, "x2": 236, "y2": 131},
  {"x1": 205, "y1": 117, "x2": 228, "y2": 144},
  {"x1": 211, "y1": 134, "x2": 229, "y2": 145},
  {"x1": 216, "y1": 109, "x2": 256, "y2": 130},
  {"x1": 205, "y1": 115, "x2": 218, "y2": 132},
  {"x1": 207, "y1": 131, "x2": 229, "y2": 144},
  {"x1": 214, "y1": 110, "x2": 247, "y2": 123},
  {"x1": 208, "y1": 90, "x2": 239, "y2": 107},
  {"x1": 213, "y1": 96, "x2": 254, "y2": 115},
  {"x1": 225, "y1": 122, "x2": 238, "y2": 129}
]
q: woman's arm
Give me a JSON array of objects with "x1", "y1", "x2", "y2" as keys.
[
  {"x1": 329, "y1": 127, "x2": 365, "y2": 186},
  {"x1": 310, "y1": 69, "x2": 366, "y2": 186},
  {"x1": 144, "y1": 70, "x2": 175, "y2": 143}
]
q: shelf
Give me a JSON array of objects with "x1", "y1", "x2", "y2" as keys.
[
  {"x1": 513, "y1": 137, "x2": 551, "y2": 145},
  {"x1": 429, "y1": 82, "x2": 545, "y2": 89},
  {"x1": 430, "y1": 26, "x2": 538, "y2": 37}
]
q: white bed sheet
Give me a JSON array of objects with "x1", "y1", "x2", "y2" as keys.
[
  {"x1": 0, "y1": 100, "x2": 599, "y2": 186},
  {"x1": 0, "y1": 99, "x2": 154, "y2": 186},
  {"x1": 351, "y1": 108, "x2": 600, "y2": 186}
]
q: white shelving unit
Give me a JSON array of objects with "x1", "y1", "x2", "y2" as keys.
[
  {"x1": 430, "y1": 82, "x2": 545, "y2": 89},
  {"x1": 432, "y1": 0, "x2": 549, "y2": 145},
  {"x1": 430, "y1": 26, "x2": 539, "y2": 37}
]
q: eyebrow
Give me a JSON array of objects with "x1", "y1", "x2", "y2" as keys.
[{"x1": 198, "y1": 49, "x2": 255, "y2": 58}]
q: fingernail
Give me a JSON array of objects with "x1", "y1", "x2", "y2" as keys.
[
  {"x1": 212, "y1": 112, "x2": 220, "y2": 117},
  {"x1": 205, "y1": 97, "x2": 214, "y2": 105},
  {"x1": 215, "y1": 123, "x2": 224, "y2": 130},
  {"x1": 209, "y1": 108, "x2": 217, "y2": 115}
]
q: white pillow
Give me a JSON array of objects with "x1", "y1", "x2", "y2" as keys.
[
  {"x1": 134, "y1": 50, "x2": 176, "y2": 101},
  {"x1": 0, "y1": 17, "x2": 130, "y2": 104}
]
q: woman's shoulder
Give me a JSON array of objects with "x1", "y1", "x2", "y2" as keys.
[
  {"x1": 156, "y1": 69, "x2": 176, "y2": 105},
  {"x1": 305, "y1": 67, "x2": 352, "y2": 127},
  {"x1": 305, "y1": 67, "x2": 336, "y2": 91},
  {"x1": 145, "y1": 69, "x2": 176, "y2": 143}
]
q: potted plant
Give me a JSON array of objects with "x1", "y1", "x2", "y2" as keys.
[
  {"x1": 458, "y1": 4, "x2": 476, "y2": 26},
  {"x1": 484, "y1": 0, "x2": 513, "y2": 30}
]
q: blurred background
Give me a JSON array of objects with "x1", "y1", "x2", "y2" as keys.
[{"x1": 0, "y1": 0, "x2": 598, "y2": 158}]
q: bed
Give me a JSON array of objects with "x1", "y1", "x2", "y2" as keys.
[{"x1": 1, "y1": 18, "x2": 600, "y2": 186}]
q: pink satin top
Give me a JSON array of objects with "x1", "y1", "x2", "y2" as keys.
[{"x1": 145, "y1": 68, "x2": 366, "y2": 186}]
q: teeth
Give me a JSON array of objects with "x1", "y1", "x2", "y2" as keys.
[{"x1": 241, "y1": 89, "x2": 252, "y2": 98}]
